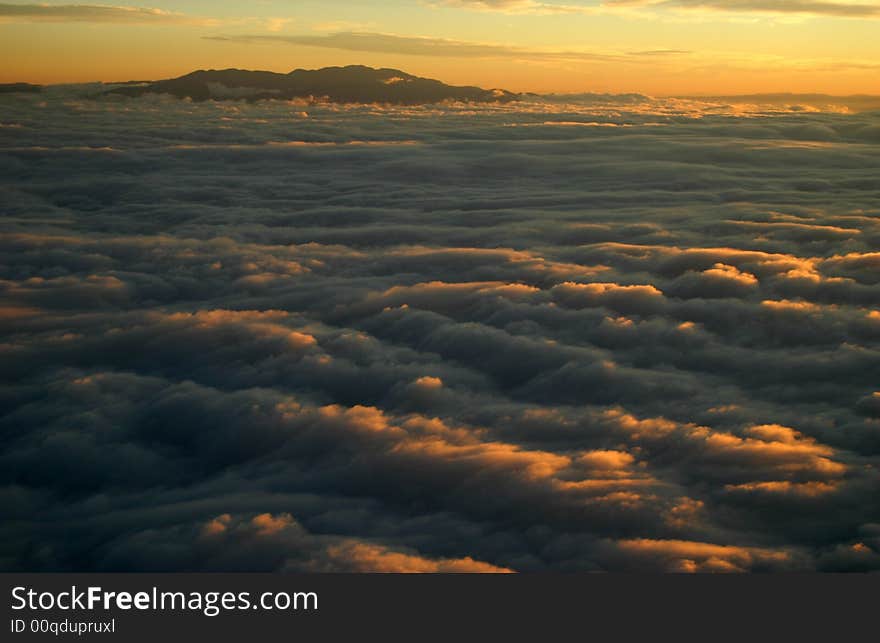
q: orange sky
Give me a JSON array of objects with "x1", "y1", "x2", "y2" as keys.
[{"x1": 2, "y1": 1, "x2": 880, "y2": 94}]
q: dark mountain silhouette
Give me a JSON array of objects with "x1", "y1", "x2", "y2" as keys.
[
  {"x1": 0, "y1": 83, "x2": 43, "y2": 94},
  {"x1": 109, "y1": 65, "x2": 519, "y2": 104}
]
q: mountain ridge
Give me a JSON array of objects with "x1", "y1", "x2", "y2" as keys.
[{"x1": 109, "y1": 65, "x2": 520, "y2": 104}]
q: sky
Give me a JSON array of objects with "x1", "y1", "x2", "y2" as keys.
[{"x1": 1, "y1": 0, "x2": 880, "y2": 94}]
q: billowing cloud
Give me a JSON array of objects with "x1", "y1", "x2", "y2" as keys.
[
  {"x1": 195, "y1": 513, "x2": 513, "y2": 572},
  {"x1": 605, "y1": 538, "x2": 802, "y2": 572},
  {"x1": 1, "y1": 87, "x2": 879, "y2": 572}
]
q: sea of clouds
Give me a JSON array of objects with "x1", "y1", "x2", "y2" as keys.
[{"x1": 1, "y1": 88, "x2": 879, "y2": 572}]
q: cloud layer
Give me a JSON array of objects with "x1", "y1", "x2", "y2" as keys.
[{"x1": 1, "y1": 88, "x2": 879, "y2": 572}]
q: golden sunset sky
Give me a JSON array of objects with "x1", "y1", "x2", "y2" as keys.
[{"x1": 2, "y1": 0, "x2": 879, "y2": 94}]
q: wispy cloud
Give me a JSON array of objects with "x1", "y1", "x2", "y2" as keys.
[
  {"x1": 433, "y1": 0, "x2": 880, "y2": 18},
  {"x1": 0, "y1": 2, "x2": 207, "y2": 24},
  {"x1": 627, "y1": 49, "x2": 692, "y2": 55},
  {"x1": 205, "y1": 31, "x2": 689, "y2": 62},
  {"x1": 428, "y1": 0, "x2": 593, "y2": 14},
  {"x1": 605, "y1": 0, "x2": 880, "y2": 18}
]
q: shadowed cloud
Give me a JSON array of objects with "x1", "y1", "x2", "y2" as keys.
[{"x1": 1, "y1": 85, "x2": 879, "y2": 572}]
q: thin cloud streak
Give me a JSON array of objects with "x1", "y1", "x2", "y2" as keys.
[
  {"x1": 429, "y1": 0, "x2": 594, "y2": 14},
  {"x1": 204, "y1": 31, "x2": 687, "y2": 62},
  {"x1": 439, "y1": 0, "x2": 880, "y2": 18},
  {"x1": 605, "y1": 0, "x2": 880, "y2": 18},
  {"x1": 0, "y1": 3, "x2": 206, "y2": 24}
]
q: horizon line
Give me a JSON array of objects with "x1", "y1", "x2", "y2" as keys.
[{"x1": 2, "y1": 65, "x2": 879, "y2": 100}]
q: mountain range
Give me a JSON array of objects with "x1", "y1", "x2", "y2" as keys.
[
  {"x1": 108, "y1": 65, "x2": 520, "y2": 104},
  {"x1": 5, "y1": 70, "x2": 878, "y2": 112}
]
